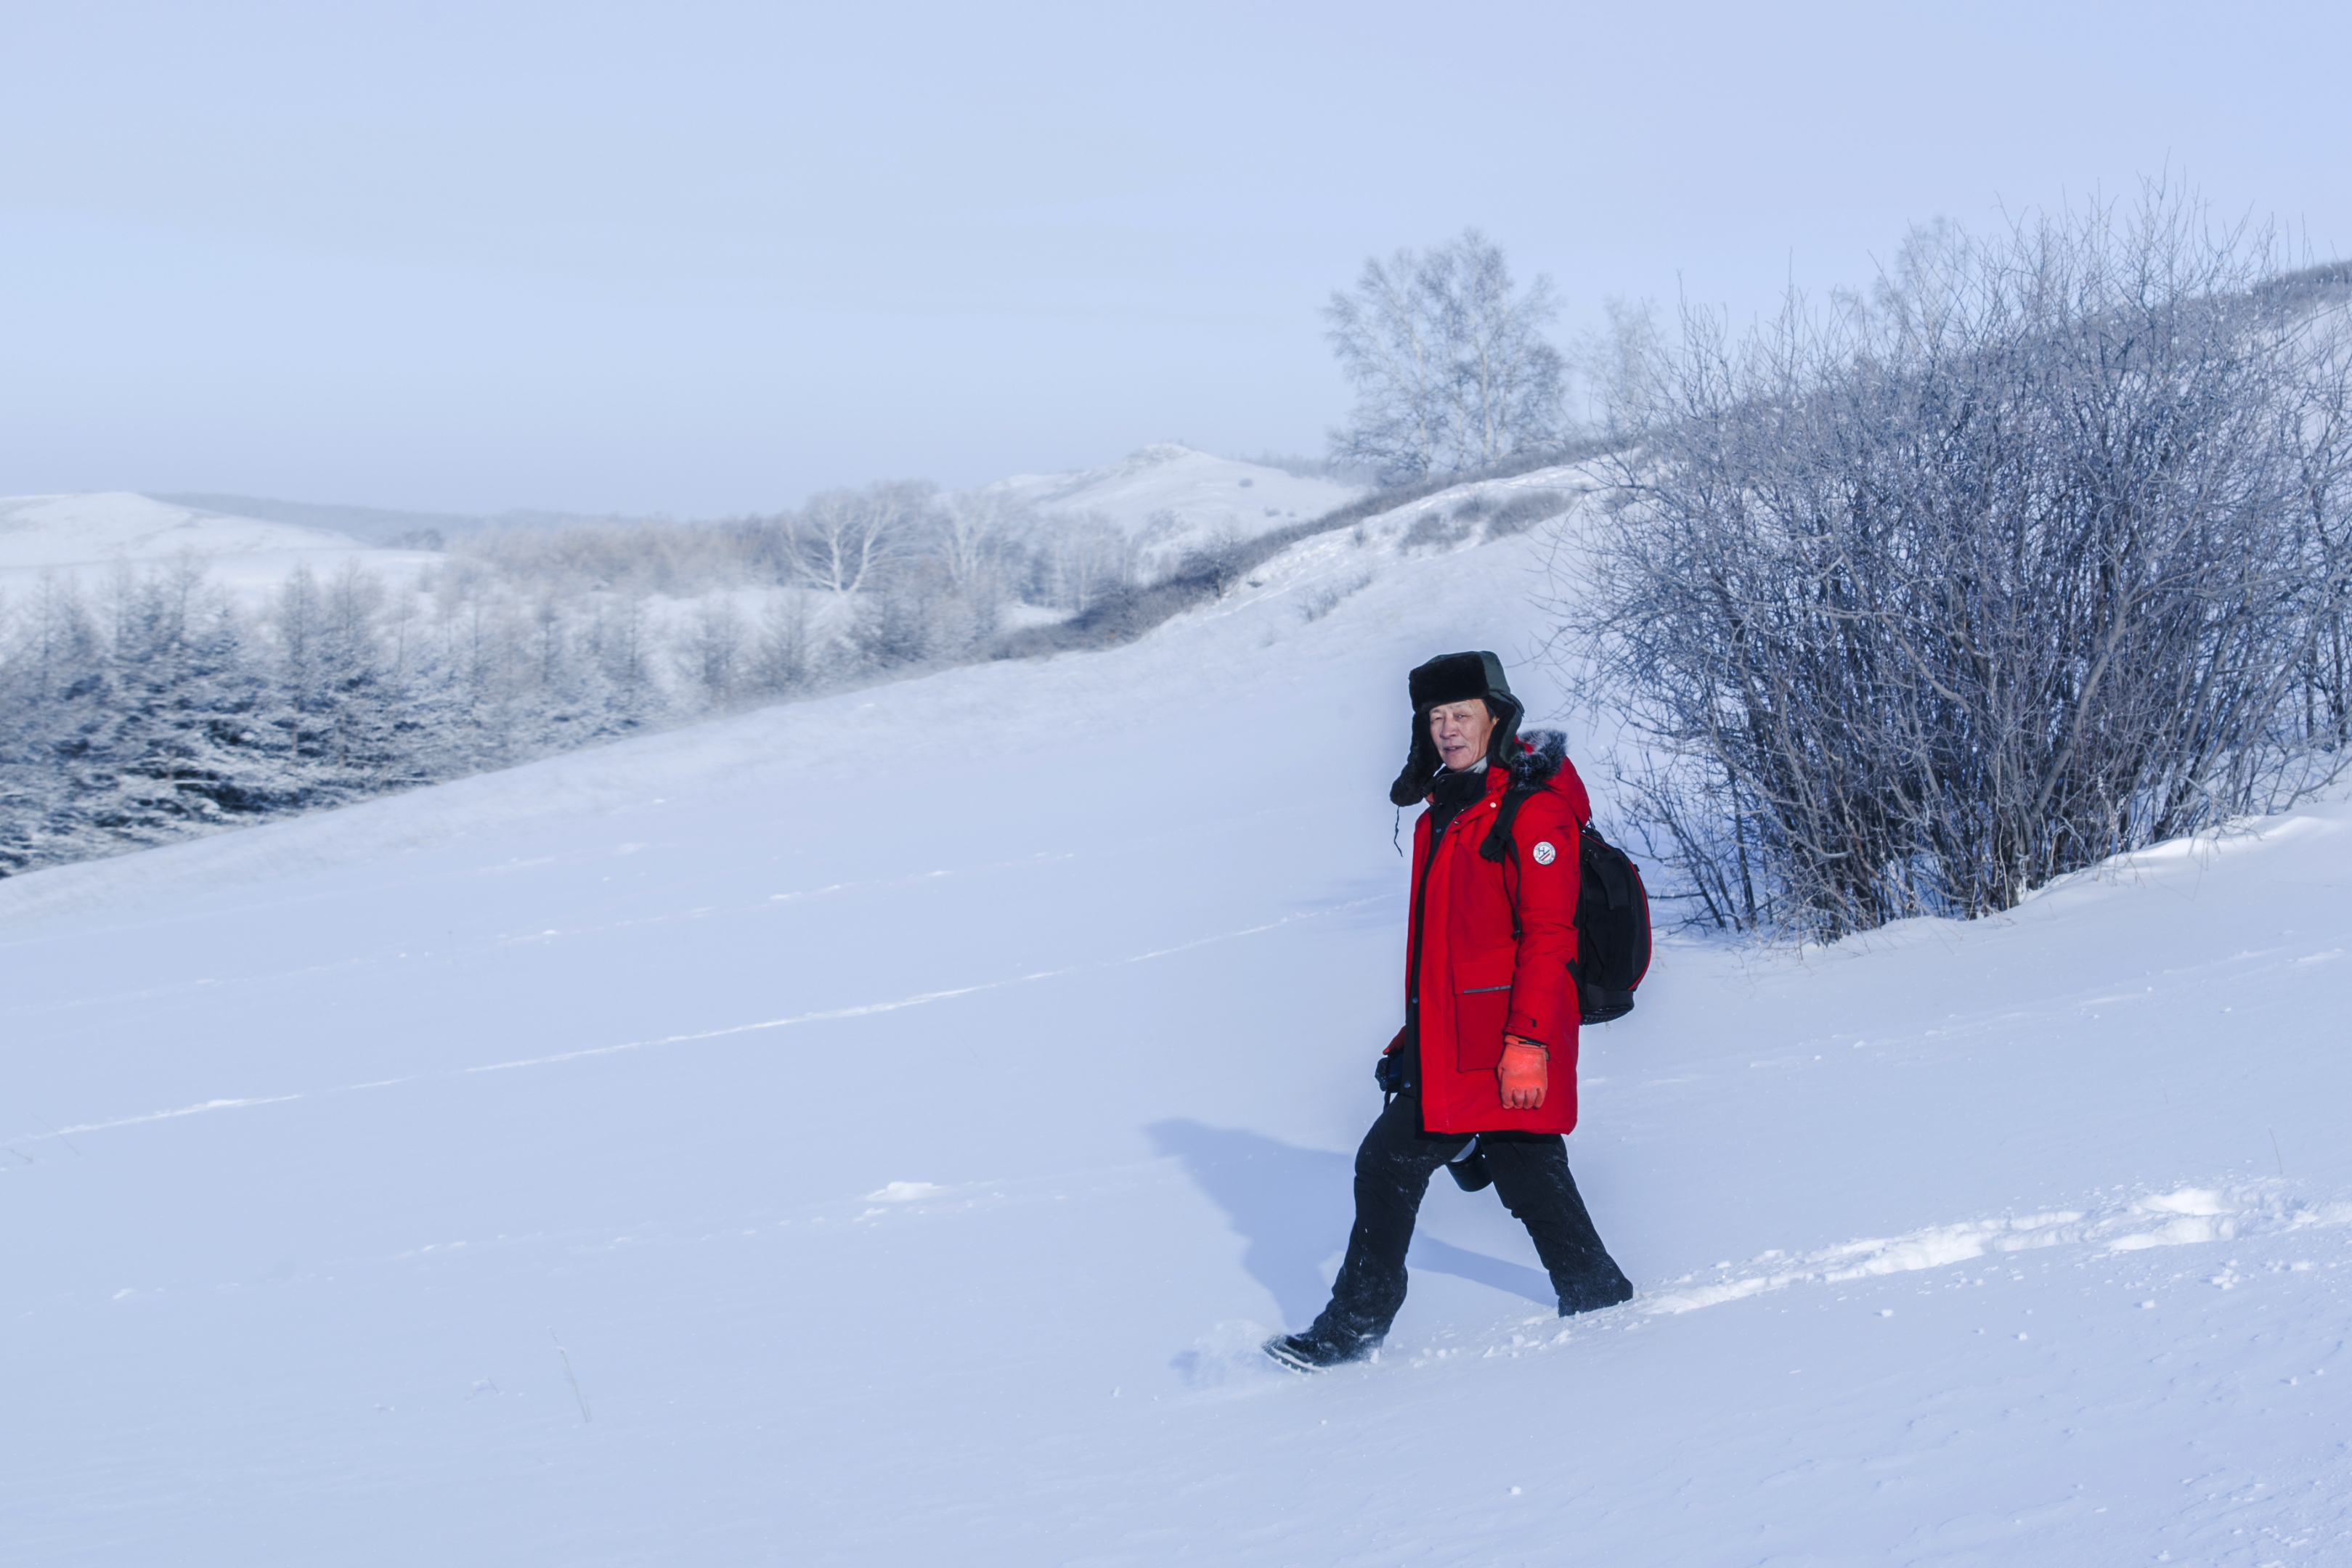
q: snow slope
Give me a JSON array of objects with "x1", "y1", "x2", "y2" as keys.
[
  {"x1": 985, "y1": 443, "x2": 1365, "y2": 568},
  {"x1": 0, "y1": 448, "x2": 1360, "y2": 612},
  {"x1": 4, "y1": 498, "x2": 2350, "y2": 1565},
  {"x1": 0, "y1": 492, "x2": 436, "y2": 604}
]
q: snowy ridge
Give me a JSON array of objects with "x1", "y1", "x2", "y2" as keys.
[
  {"x1": 985, "y1": 443, "x2": 1364, "y2": 573},
  {"x1": 0, "y1": 491, "x2": 433, "y2": 604},
  {"x1": 0, "y1": 491, "x2": 363, "y2": 562},
  {"x1": 987, "y1": 442, "x2": 1360, "y2": 533}
]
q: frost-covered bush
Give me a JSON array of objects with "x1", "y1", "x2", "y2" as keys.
[
  {"x1": 1564, "y1": 192, "x2": 2352, "y2": 940},
  {"x1": 1399, "y1": 511, "x2": 1470, "y2": 552},
  {"x1": 1481, "y1": 489, "x2": 1569, "y2": 538},
  {"x1": 1299, "y1": 571, "x2": 1373, "y2": 623}
]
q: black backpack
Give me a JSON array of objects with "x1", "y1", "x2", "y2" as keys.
[{"x1": 1480, "y1": 792, "x2": 1652, "y2": 1025}]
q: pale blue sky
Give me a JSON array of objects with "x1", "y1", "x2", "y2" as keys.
[{"x1": 3, "y1": 1, "x2": 2343, "y2": 516}]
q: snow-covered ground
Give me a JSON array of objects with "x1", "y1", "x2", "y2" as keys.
[
  {"x1": 0, "y1": 493, "x2": 436, "y2": 605},
  {"x1": 984, "y1": 443, "x2": 1365, "y2": 569},
  {"x1": 5, "y1": 500, "x2": 2349, "y2": 1564}
]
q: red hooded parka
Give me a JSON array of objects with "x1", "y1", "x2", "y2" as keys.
[{"x1": 1404, "y1": 738, "x2": 1590, "y2": 1136}]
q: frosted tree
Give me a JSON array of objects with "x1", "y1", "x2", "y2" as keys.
[
  {"x1": 1324, "y1": 228, "x2": 1568, "y2": 482},
  {"x1": 585, "y1": 592, "x2": 657, "y2": 715},
  {"x1": 933, "y1": 489, "x2": 1029, "y2": 604},
  {"x1": 271, "y1": 563, "x2": 399, "y2": 783},
  {"x1": 749, "y1": 592, "x2": 816, "y2": 693},
  {"x1": 1035, "y1": 513, "x2": 1134, "y2": 613},
  {"x1": 677, "y1": 598, "x2": 747, "y2": 706},
  {"x1": 794, "y1": 481, "x2": 934, "y2": 597}
]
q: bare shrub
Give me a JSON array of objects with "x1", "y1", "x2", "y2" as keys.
[
  {"x1": 1560, "y1": 189, "x2": 2352, "y2": 941},
  {"x1": 1483, "y1": 489, "x2": 1569, "y2": 538},
  {"x1": 1300, "y1": 571, "x2": 1375, "y2": 623},
  {"x1": 1399, "y1": 511, "x2": 1470, "y2": 552},
  {"x1": 1173, "y1": 528, "x2": 1248, "y2": 596}
]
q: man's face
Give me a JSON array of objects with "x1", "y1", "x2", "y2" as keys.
[{"x1": 1428, "y1": 698, "x2": 1495, "y2": 772}]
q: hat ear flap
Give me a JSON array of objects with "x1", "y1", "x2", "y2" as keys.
[
  {"x1": 1483, "y1": 693, "x2": 1525, "y2": 768},
  {"x1": 1389, "y1": 712, "x2": 1441, "y2": 806}
]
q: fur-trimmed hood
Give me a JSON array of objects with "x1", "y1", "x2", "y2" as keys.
[{"x1": 1500, "y1": 728, "x2": 1568, "y2": 793}]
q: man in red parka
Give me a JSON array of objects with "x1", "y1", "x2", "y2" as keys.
[{"x1": 1266, "y1": 651, "x2": 1632, "y2": 1371}]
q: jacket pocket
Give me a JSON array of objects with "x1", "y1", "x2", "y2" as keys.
[{"x1": 1451, "y1": 963, "x2": 1513, "y2": 1074}]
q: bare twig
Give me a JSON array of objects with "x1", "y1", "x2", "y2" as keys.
[{"x1": 550, "y1": 1331, "x2": 593, "y2": 1424}]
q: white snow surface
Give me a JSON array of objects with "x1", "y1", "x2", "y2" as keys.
[
  {"x1": 983, "y1": 443, "x2": 1364, "y2": 560},
  {"x1": 0, "y1": 492, "x2": 435, "y2": 603},
  {"x1": 6, "y1": 500, "x2": 2351, "y2": 1564}
]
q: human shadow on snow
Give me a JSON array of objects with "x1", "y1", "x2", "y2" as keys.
[{"x1": 1145, "y1": 1119, "x2": 1556, "y2": 1327}]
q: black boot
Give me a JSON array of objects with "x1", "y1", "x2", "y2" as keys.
[
  {"x1": 1477, "y1": 1132, "x2": 1635, "y2": 1318},
  {"x1": 1263, "y1": 1326, "x2": 1379, "y2": 1373},
  {"x1": 1558, "y1": 1267, "x2": 1635, "y2": 1316}
]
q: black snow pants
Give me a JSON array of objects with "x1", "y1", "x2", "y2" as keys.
[{"x1": 1306, "y1": 1091, "x2": 1631, "y2": 1349}]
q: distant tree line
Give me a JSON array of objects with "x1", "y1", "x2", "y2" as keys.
[
  {"x1": 1562, "y1": 191, "x2": 2352, "y2": 941},
  {"x1": 0, "y1": 482, "x2": 1331, "y2": 875},
  {"x1": 0, "y1": 558, "x2": 672, "y2": 874}
]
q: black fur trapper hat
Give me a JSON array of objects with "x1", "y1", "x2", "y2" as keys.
[{"x1": 1388, "y1": 650, "x2": 1526, "y2": 805}]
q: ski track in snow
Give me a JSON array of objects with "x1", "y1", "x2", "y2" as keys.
[
  {"x1": 23, "y1": 896, "x2": 1391, "y2": 1143},
  {"x1": 1637, "y1": 1182, "x2": 2352, "y2": 1315},
  {"x1": 1161, "y1": 1177, "x2": 2352, "y2": 1392}
]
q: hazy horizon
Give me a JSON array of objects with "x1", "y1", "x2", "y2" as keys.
[{"x1": 5, "y1": 0, "x2": 2345, "y2": 518}]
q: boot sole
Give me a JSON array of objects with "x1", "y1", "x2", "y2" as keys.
[{"x1": 1262, "y1": 1336, "x2": 1327, "y2": 1374}]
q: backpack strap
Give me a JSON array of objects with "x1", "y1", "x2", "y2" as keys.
[
  {"x1": 1481, "y1": 783, "x2": 1587, "y2": 942},
  {"x1": 1477, "y1": 786, "x2": 1539, "y2": 864},
  {"x1": 1479, "y1": 783, "x2": 1588, "y2": 863}
]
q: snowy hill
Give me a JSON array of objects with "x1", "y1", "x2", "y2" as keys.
[
  {"x1": 4, "y1": 493, "x2": 2349, "y2": 1564},
  {"x1": 984, "y1": 444, "x2": 1365, "y2": 570},
  {"x1": 0, "y1": 492, "x2": 435, "y2": 603},
  {"x1": 0, "y1": 449, "x2": 1361, "y2": 613}
]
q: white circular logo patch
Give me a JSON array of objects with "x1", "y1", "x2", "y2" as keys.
[{"x1": 1531, "y1": 841, "x2": 1558, "y2": 865}]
